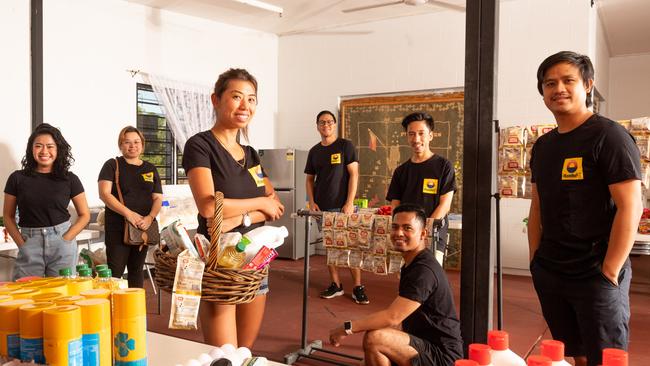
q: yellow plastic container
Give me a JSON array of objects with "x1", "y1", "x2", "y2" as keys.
[
  {"x1": 0, "y1": 283, "x2": 23, "y2": 290},
  {"x1": 0, "y1": 298, "x2": 34, "y2": 358},
  {"x1": 112, "y1": 288, "x2": 147, "y2": 365},
  {"x1": 0, "y1": 295, "x2": 13, "y2": 303},
  {"x1": 55, "y1": 295, "x2": 85, "y2": 305},
  {"x1": 76, "y1": 298, "x2": 111, "y2": 366},
  {"x1": 68, "y1": 278, "x2": 94, "y2": 296},
  {"x1": 43, "y1": 305, "x2": 83, "y2": 366},
  {"x1": 80, "y1": 288, "x2": 111, "y2": 301},
  {"x1": 21, "y1": 281, "x2": 49, "y2": 289},
  {"x1": 9, "y1": 288, "x2": 40, "y2": 299},
  {"x1": 32, "y1": 292, "x2": 64, "y2": 303},
  {"x1": 39, "y1": 282, "x2": 69, "y2": 296},
  {"x1": 19, "y1": 302, "x2": 56, "y2": 364}
]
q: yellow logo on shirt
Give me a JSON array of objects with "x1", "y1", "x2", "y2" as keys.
[
  {"x1": 331, "y1": 153, "x2": 341, "y2": 164},
  {"x1": 141, "y1": 172, "x2": 154, "y2": 182},
  {"x1": 248, "y1": 165, "x2": 265, "y2": 187},
  {"x1": 562, "y1": 157, "x2": 583, "y2": 180},
  {"x1": 422, "y1": 179, "x2": 438, "y2": 194}
]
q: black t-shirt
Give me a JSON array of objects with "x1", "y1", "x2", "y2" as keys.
[
  {"x1": 400, "y1": 249, "x2": 463, "y2": 360},
  {"x1": 4, "y1": 170, "x2": 84, "y2": 228},
  {"x1": 530, "y1": 114, "x2": 641, "y2": 278},
  {"x1": 98, "y1": 157, "x2": 163, "y2": 232},
  {"x1": 304, "y1": 138, "x2": 358, "y2": 210},
  {"x1": 182, "y1": 130, "x2": 267, "y2": 236},
  {"x1": 386, "y1": 155, "x2": 456, "y2": 246}
]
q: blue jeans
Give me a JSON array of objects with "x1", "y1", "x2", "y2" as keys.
[{"x1": 14, "y1": 221, "x2": 78, "y2": 280}]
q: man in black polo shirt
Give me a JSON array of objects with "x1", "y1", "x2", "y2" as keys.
[
  {"x1": 387, "y1": 112, "x2": 456, "y2": 263},
  {"x1": 529, "y1": 51, "x2": 642, "y2": 366},
  {"x1": 328, "y1": 203, "x2": 463, "y2": 366},
  {"x1": 305, "y1": 110, "x2": 367, "y2": 304}
]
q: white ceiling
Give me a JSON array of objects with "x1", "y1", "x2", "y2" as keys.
[
  {"x1": 125, "y1": 0, "x2": 650, "y2": 55},
  {"x1": 596, "y1": 0, "x2": 650, "y2": 56}
]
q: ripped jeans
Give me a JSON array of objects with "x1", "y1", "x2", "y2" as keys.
[{"x1": 13, "y1": 221, "x2": 78, "y2": 280}]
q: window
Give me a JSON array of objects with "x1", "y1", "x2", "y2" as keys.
[{"x1": 136, "y1": 83, "x2": 187, "y2": 184}]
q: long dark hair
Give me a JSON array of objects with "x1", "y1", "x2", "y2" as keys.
[{"x1": 22, "y1": 123, "x2": 74, "y2": 179}]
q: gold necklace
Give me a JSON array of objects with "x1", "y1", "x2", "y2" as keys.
[{"x1": 212, "y1": 130, "x2": 246, "y2": 169}]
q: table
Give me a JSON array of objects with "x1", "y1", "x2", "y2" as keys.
[
  {"x1": 633, "y1": 233, "x2": 650, "y2": 255},
  {"x1": 147, "y1": 331, "x2": 287, "y2": 365}
]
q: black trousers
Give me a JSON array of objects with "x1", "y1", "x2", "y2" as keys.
[{"x1": 105, "y1": 230, "x2": 148, "y2": 288}]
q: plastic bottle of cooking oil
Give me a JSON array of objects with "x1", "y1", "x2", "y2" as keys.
[{"x1": 218, "y1": 242, "x2": 248, "y2": 269}]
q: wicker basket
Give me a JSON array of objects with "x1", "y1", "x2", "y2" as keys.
[{"x1": 154, "y1": 191, "x2": 268, "y2": 304}]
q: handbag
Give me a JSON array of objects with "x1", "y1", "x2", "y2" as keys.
[{"x1": 114, "y1": 157, "x2": 160, "y2": 247}]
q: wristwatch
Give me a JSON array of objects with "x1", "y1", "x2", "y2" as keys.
[
  {"x1": 343, "y1": 321, "x2": 353, "y2": 335},
  {"x1": 242, "y1": 211, "x2": 251, "y2": 227}
]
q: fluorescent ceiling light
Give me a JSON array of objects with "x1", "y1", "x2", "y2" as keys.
[{"x1": 233, "y1": 0, "x2": 283, "y2": 14}]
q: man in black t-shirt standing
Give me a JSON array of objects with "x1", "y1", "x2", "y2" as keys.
[
  {"x1": 529, "y1": 51, "x2": 642, "y2": 366},
  {"x1": 387, "y1": 112, "x2": 456, "y2": 264},
  {"x1": 305, "y1": 110, "x2": 368, "y2": 304},
  {"x1": 328, "y1": 204, "x2": 462, "y2": 366}
]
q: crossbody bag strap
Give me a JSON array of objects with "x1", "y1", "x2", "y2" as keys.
[{"x1": 114, "y1": 157, "x2": 125, "y2": 205}]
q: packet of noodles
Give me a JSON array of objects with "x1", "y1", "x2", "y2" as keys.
[
  {"x1": 327, "y1": 248, "x2": 339, "y2": 266},
  {"x1": 322, "y1": 212, "x2": 336, "y2": 229},
  {"x1": 336, "y1": 249, "x2": 351, "y2": 268},
  {"x1": 372, "y1": 234, "x2": 390, "y2": 255},
  {"x1": 359, "y1": 212, "x2": 375, "y2": 229},
  {"x1": 323, "y1": 229, "x2": 335, "y2": 247},
  {"x1": 357, "y1": 229, "x2": 372, "y2": 249},
  {"x1": 347, "y1": 229, "x2": 359, "y2": 248},
  {"x1": 349, "y1": 250, "x2": 363, "y2": 269},
  {"x1": 373, "y1": 215, "x2": 390, "y2": 235},
  {"x1": 361, "y1": 252, "x2": 375, "y2": 272},
  {"x1": 387, "y1": 251, "x2": 404, "y2": 274},
  {"x1": 334, "y1": 213, "x2": 348, "y2": 229},
  {"x1": 374, "y1": 255, "x2": 388, "y2": 275},
  {"x1": 347, "y1": 213, "x2": 361, "y2": 228},
  {"x1": 334, "y1": 229, "x2": 348, "y2": 248},
  {"x1": 169, "y1": 249, "x2": 205, "y2": 330}
]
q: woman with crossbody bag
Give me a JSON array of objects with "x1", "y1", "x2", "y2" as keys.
[{"x1": 98, "y1": 126, "x2": 163, "y2": 288}]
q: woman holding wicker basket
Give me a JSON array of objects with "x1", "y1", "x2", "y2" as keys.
[{"x1": 182, "y1": 68, "x2": 284, "y2": 348}]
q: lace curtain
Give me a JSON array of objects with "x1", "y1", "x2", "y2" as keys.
[{"x1": 143, "y1": 73, "x2": 214, "y2": 151}]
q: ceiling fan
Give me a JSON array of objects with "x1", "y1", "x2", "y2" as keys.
[{"x1": 342, "y1": 0, "x2": 465, "y2": 14}]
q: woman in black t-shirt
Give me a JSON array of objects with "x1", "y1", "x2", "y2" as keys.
[
  {"x1": 3, "y1": 123, "x2": 90, "y2": 280},
  {"x1": 98, "y1": 126, "x2": 163, "y2": 288},
  {"x1": 182, "y1": 68, "x2": 284, "y2": 348}
]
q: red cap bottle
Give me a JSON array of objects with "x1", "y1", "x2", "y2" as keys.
[
  {"x1": 602, "y1": 348, "x2": 628, "y2": 366},
  {"x1": 469, "y1": 344, "x2": 492, "y2": 365},
  {"x1": 527, "y1": 355, "x2": 552, "y2": 366},
  {"x1": 487, "y1": 330, "x2": 509, "y2": 351},
  {"x1": 540, "y1": 340, "x2": 564, "y2": 361},
  {"x1": 455, "y1": 360, "x2": 479, "y2": 366}
]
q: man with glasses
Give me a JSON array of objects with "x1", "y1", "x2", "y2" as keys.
[{"x1": 305, "y1": 110, "x2": 368, "y2": 304}]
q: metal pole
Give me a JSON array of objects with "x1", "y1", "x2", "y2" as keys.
[{"x1": 301, "y1": 215, "x2": 310, "y2": 349}]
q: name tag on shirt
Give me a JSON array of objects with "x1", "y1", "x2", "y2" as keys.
[
  {"x1": 562, "y1": 157, "x2": 584, "y2": 180},
  {"x1": 331, "y1": 153, "x2": 342, "y2": 164},
  {"x1": 422, "y1": 178, "x2": 438, "y2": 194},
  {"x1": 248, "y1": 165, "x2": 266, "y2": 187},
  {"x1": 141, "y1": 172, "x2": 154, "y2": 182}
]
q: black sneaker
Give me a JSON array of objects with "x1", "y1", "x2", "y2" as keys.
[
  {"x1": 352, "y1": 285, "x2": 370, "y2": 304},
  {"x1": 320, "y1": 282, "x2": 344, "y2": 299}
]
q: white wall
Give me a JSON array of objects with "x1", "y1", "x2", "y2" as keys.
[
  {"x1": 277, "y1": 11, "x2": 466, "y2": 150},
  {"x1": 592, "y1": 10, "x2": 611, "y2": 113},
  {"x1": 496, "y1": 0, "x2": 593, "y2": 271},
  {"x1": 0, "y1": 0, "x2": 31, "y2": 211},
  {"x1": 1, "y1": 0, "x2": 278, "y2": 208},
  {"x1": 609, "y1": 53, "x2": 650, "y2": 120}
]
